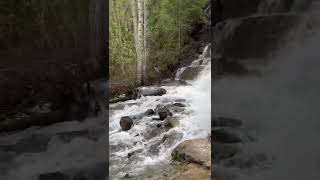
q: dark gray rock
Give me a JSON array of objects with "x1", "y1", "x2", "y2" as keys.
[
  {"x1": 212, "y1": 128, "x2": 242, "y2": 143},
  {"x1": 128, "y1": 149, "x2": 143, "y2": 158},
  {"x1": 149, "y1": 143, "x2": 160, "y2": 155},
  {"x1": 120, "y1": 116, "x2": 133, "y2": 131},
  {"x1": 213, "y1": 143, "x2": 240, "y2": 162},
  {"x1": 175, "y1": 99, "x2": 186, "y2": 103},
  {"x1": 155, "y1": 104, "x2": 173, "y2": 120},
  {"x1": 0, "y1": 134, "x2": 51, "y2": 153},
  {"x1": 212, "y1": 116, "x2": 243, "y2": 128},
  {"x1": 173, "y1": 103, "x2": 186, "y2": 107},
  {"x1": 159, "y1": 79, "x2": 188, "y2": 86},
  {"x1": 162, "y1": 130, "x2": 183, "y2": 147},
  {"x1": 144, "y1": 109, "x2": 155, "y2": 116},
  {"x1": 138, "y1": 87, "x2": 166, "y2": 96},
  {"x1": 143, "y1": 124, "x2": 168, "y2": 140}
]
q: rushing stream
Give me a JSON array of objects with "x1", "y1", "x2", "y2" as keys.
[{"x1": 109, "y1": 44, "x2": 211, "y2": 179}]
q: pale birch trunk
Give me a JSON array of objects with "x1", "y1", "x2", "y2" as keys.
[
  {"x1": 143, "y1": 0, "x2": 149, "y2": 83},
  {"x1": 130, "y1": 0, "x2": 139, "y2": 59},
  {"x1": 137, "y1": 0, "x2": 144, "y2": 85}
]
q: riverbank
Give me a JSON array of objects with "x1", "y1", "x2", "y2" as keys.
[{"x1": 109, "y1": 23, "x2": 211, "y2": 100}]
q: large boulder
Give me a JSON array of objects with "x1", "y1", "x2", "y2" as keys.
[
  {"x1": 119, "y1": 116, "x2": 133, "y2": 131},
  {"x1": 178, "y1": 66, "x2": 204, "y2": 80},
  {"x1": 169, "y1": 163, "x2": 210, "y2": 180},
  {"x1": 172, "y1": 138, "x2": 211, "y2": 169},
  {"x1": 138, "y1": 87, "x2": 167, "y2": 96}
]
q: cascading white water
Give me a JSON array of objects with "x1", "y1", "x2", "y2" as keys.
[{"x1": 109, "y1": 44, "x2": 211, "y2": 179}]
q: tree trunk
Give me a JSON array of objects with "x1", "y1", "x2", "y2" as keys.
[
  {"x1": 137, "y1": 0, "x2": 144, "y2": 85},
  {"x1": 130, "y1": 0, "x2": 139, "y2": 60},
  {"x1": 143, "y1": 0, "x2": 149, "y2": 83}
]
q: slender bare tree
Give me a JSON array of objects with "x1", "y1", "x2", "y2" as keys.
[
  {"x1": 143, "y1": 0, "x2": 149, "y2": 83},
  {"x1": 131, "y1": 0, "x2": 149, "y2": 85}
]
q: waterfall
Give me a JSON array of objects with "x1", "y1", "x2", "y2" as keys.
[{"x1": 109, "y1": 44, "x2": 211, "y2": 179}]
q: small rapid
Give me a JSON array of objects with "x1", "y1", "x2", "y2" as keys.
[{"x1": 109, "y1": 44, "x2": 211, "y2": 179}]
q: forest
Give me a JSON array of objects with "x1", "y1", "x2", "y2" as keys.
[{"x1": 109, "y1": 0, "x2": 210, "y2": 89}]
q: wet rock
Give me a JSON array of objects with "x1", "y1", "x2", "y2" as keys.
[
  {"x1": 109, "y1": 104, "x2": 126, "y2": 111},
  {"x1": 170, "y1": 106, "x2": 185, "y2": 113},
  {"x1": 213, "y1": 143, "x2": 240, "y2": 162},
  {"x1": 120, "y1": 116, "x2": 133, "y2": 131},
  {"x1": 164, "y1": 117, "x2": 180, "y2": 129},
  {"x1": 212, "y1": 128, "x2": 242, "y2": 143},
  {"x1": 109, "y1": 94, "x2": 131, "y2": 104},
  {"x1": 179, "y1": 66, "x2": 204, "y2": 80},
  {"x1": 144, "y1": 109, "x2": 155, "y2": 116},
  {"x1": 175, "y1": 99, "x2": 186, "y2": 103},
  {"x1": 109, "y1": 143, "x2": 129, "y2": 153},
  {"x1": 212, "y1": 116, "x2": 243, "y2": 128},
  {"x1": 138, "y1": 87, "x2": 167, "y2": 96},
  {"x1": 143, "y1": 124, "x2": 168, "y2": 140},
  {"x1": 149, "y1": 143, "x2": 161, "y2": 155},
  {"x1": 173, "y1": 103, "x2": 186, "y2": 107},
  {"x1": 123, "y1": 173, "x2": 131, "y2": 178},
  {"x1": 156, "y1": 105, "x2": 173, "y2": 120},
  {"x1": 128, "y1": 149, "x2": 143, "y2": 158},
  {"x1": 0, "y1": 110, "x2": 65, "y2": 132},
  {"x1": 159, "y1": 80, "x2": 189, "y2": 86},
  {"x1": 172, "y1": 138, "x2": 211, "y2": 168},
  {"x1": 38, "y1": 172, "x2": 69, "y2": 180},
  {"x1": 0, "y1": 134, "x2": 51, "y2": 153},
  {"x1": 162, "y1": 130, "x2": 183, "y2": 147},
  {"x1": 170, "y1": 163, "x2": 210, "y2": 180}
]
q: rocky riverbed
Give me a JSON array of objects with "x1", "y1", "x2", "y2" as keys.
[{"x1": 109, "y1": 45, "x2": 212, "y2": 179}]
